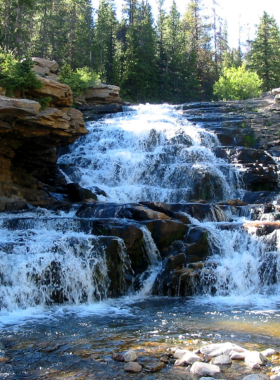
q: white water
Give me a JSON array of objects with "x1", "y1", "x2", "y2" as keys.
[{"x1": 58, "y1": 104, "x2": 241, "y2": 203}]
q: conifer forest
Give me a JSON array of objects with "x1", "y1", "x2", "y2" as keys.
[{"x1": 1, "y1": 0, "x2": 280, "y2": 103}]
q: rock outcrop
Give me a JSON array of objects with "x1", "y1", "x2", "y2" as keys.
[{"x1": 0, "y1": 58, "x2": 88, "y2": 211}]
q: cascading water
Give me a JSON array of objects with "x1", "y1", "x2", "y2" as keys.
[
  {"x1": 1, "y1": 104, "x2": 280, "y2": 380},
  {"x1": 58, "y1": 104, "x2": 241, "y2": 203}
]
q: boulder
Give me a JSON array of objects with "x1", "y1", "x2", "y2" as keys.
[
  {"x1": 27, "y1": 76, "x2": 73, "y2": 107},
  {"x1": 245, "y1": 351, "x2": 267, "y2": 369},
  {"x1": 274, "y1": 94, "x2": 280, "y2": 104},
  {"x1": 200, "y1": 342, "x2": 246, "y2": 358},
  {"x1": 190, "y1": 361, "x2": 221, "y2": 376},
  {"x1": 32, "y1": 65, "x2": 50, "y2": 76},
  {"x1": 32, "y1": 57, "x2": 59, "y2": 73},
  {"x1": 82, "y1": 83, "x2": 122, "y2": 105}
]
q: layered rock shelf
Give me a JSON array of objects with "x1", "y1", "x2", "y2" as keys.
[{"x1": 0, "y1": 58, "x2": 88, "y2": 211}]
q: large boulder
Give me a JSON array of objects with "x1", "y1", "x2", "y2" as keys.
[
  {"x1": 27, "y1": 76, "x2": 73, "y2": 107},
  {"x1": 82, "y1": 83, "x2": 122, "y2": 105}
]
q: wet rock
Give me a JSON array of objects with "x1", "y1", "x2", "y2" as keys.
[
  {"x1": 271, "y1": 375, "x2": 280, "y2": 380},
  {"x1": 190, "y1": 361, "x2": 221, "y2": 376},
  {"x1": 175, "y1": 351, "x2": 202, "y2": 366},
  {"x1": 124, "y1": 362, "x2": 142, "y2": 373},
  {"x1": 211, "y1": 354, "x2": 232, "y2": 365},
  {"x1": 144, "y1": 219, "x2": 188, "y2": 253},
  {"x1": 200, "y1": 342, "x2": 246, "y2": 358},
  {"x1": 230, "y1": 350, "x2": 247, "y2": 360},
  {"x1": 242, "y1": 375, "x2": 270, "y2": 380},
  {"x1": 139, "y1": 358, "x2": 165, "y2": 372},
  {"x1": 112, "y1": 353, "x2": 125, "y2": 362},
  {"x1": 173, "y1": 349, "x2": 189, "y2": 359},
  {"x1": 123, "y1": 350, "x2": 138, "y2": 362},
  {"x1": 262, "y1": 348, "x2": 278, "y2": 357},
  {"x1": 245, "y1": 351, "x2": 267, "y2": 369}
]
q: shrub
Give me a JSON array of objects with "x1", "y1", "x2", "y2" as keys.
[
  {"x1": 213, "y1": 65, "x2": 263, "y2": 100},
  {"x1": 0, "y1": 48, "x2": 43, "y2": 97},
  {"x1": 59, "y1": 64, "x2": 100, "y2": 98}
]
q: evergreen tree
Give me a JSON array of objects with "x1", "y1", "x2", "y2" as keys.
[
  {"x1": 182, "y1": 0, "x2": 214, "y2": 99},
  {"x1": 121, "y1": 1, "x2": 158, "y2": 102},
  {"x1": 247, "y1": 12, "x2": 280, "y2": 91},
  {"x1": 94, "y1": 0, "x2": 119, "y2": 83}
]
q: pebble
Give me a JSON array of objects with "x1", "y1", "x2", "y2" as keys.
[
  {"x1": 123, "y1": 350, "x2": 137, "y2": 362},
  {"x1": 124, "y1": 362, "x2": 142, "y2": 373},
  {"x1": 211, "y1": 354, "x2": 232, "y2": 365},
  {"x1": 190, "y1": 361, "x2": 221, "y2": 376}
]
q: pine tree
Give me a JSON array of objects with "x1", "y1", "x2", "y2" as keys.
[
  {"x1": 121, "y1": 1, "x2": 158, "y2": 102},
  {"x1": 94, "y1": 0, "x2": 119, "y2": 83},
  {"x1": 247, "y1": 12, "x2": 280, "y2": 91}
]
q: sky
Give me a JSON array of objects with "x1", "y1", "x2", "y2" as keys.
[{"x1": 92, "y1": 0, "x2": 280, "y2": 48}]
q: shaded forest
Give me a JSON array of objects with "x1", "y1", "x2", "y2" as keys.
[{"x1": 0, "y1": 0, "x2": 280, "y2": 103}]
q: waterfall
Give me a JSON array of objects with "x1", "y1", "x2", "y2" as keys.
[
  {"x1": 58, "y1": 104, "x2": 241, "y2": 203},
  {"x1": 1, "y1": 104, "x2": 279, "y2": 315}
]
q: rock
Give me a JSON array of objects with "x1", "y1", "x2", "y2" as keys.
[
  {"x1": 32, "y1": 57, "x2": 59, "y2": 73},
  {"x1": 124, "y1": 362, "x2": 142, "y2": 373},
  {"x1": 173, "y1": 349, "x2": 189, "y2": 359},
  {"x1": 272, "y1": 88, "x2": 280, "y2": 96},
  {"x1": 32, "y1": 65, "x2": 50, "y2": 76},
  {"x1": 190, "y1": 361, "x2": 221, "y2": 376},
  {"x1": 262, "y1": 348, "x2": 278, "y2": 357},
  {"x1": 123, "y1": 350, "x2": 137, "y2": 362},
  {"x1": 82, "y1": 83, "x2": 122, "y2": 105},
  {"x1": 139, "y1": 359, "x2": 165, "y2": 372},
  {"x1": 112, "y1": 353, "x2": 125, "y2": 362},
  {"x1": 274, "y1": 94, "x2": 280, "y2": 104},
  {"x1": 0, "y1": 95, "x2": 41, "y2": 117},
  {"x1": 245, "y1": 351, "x2": 267, "y2": 368},
  {"x1": 230, "y1": 350, "x2": 247, "y2": 360},
  {"x1": 242, "y1": 375, "x2": 270, "y2": 380},
  {"x1": 27, "y1": 76, "x2": 73, "y2": 107},
  {"x1": 272, "y1": 367, "x2": 280, "y2": 374},
  {"x1": 271, "y1": 376, "x2": 280, "y2": 380},
  {"x1": 175, "y1": 351, "x2": 202, "y2": 366},
  {"x1": 211, "y1": 354, "x2": 232, "y2": 365},
  {"x1": 200, "y1": 342, "x2": 246, "y2": 358}
]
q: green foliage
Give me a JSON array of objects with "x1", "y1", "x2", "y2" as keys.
[
  {"x1": 0, "y1": 50, "x2": 43, "y2": 97},
  {"x1": 59, "y1": 64, "x2": 100, "y2": 98},
  {"x1": 213, "y1": 65, "x2": 263, "y2": 100},
  {"x1": 247, "y1": 12, "x2": 280, "y2": 91}
]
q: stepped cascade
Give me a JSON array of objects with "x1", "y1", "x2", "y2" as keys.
[{"x1": 0, "y1": 103, "x2": 279, "y2": 313}]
